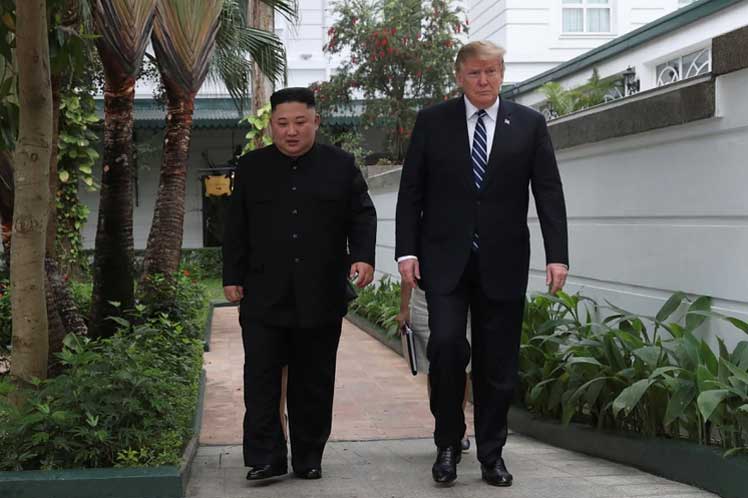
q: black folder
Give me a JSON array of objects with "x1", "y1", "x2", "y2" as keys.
[{"x1": 400, "y1": 322, "x2": 418, "y2": 376}]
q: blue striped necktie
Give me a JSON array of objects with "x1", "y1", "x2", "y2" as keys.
[{"x1": 472, "y1": 109, "x2": 488, "y2": 251}]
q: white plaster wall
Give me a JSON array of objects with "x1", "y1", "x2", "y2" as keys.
[
  {"x1": 81, "y1": 127, "x2": 246, "y2": 250},
  {"x1": 514, "y1": 1, "x2": 748, "y2": 107},
  {"x1": 468, "y1": 0, "x2": 682, "y2": 85}
]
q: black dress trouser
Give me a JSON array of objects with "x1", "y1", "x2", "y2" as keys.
[
  {"x1": 425, "y1": 252, "x2": 525, "y2": 465},
  {"x1": 240, "y1": 311, "x2": 343, "y2": 471}
]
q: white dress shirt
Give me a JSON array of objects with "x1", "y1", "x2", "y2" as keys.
[{"x1": 397, "y1": 96, "x2": 500, "y2": 264}]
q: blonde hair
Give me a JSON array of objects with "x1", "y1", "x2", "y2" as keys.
[{"x1": 454, "y1": 41, "x2": 506, "y2": 73}]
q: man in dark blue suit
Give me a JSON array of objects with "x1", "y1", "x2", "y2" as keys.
[{"x1": 396, "y1": 41, "x2": 569, "y2": 486}]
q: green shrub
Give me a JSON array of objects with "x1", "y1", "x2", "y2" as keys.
[
  {"x1": 137, "y1": 272, "x2": 206, "y2": 340},
  {"x1": 179, "y1": 248, "x2": 223, "y2": 280},
  {"x1": 520, "y1": 291, "x2": 748, "y2": 455},
  {"x1": 0, "y1": 273, "x2": 206, "y2": 470},
  {"x1": 349, "y1": 276, "x2": 401, "y2": 337}
]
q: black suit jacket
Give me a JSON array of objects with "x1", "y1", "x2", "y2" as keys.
[
  {"x1": 223, "y1": 143, "x2": 377, "y2": 326},
  {"x1": 395, "y1": 97, "x2": 568, "y2": 300}
]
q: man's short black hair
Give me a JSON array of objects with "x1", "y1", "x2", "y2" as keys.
[{"x1": 270, "y1": 87, "x2": 316, "y2": 110}]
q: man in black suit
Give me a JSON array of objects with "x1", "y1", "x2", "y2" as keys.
[
  {"x1": 223, "y1": 87, "x2": 377, "y2": 481},
  {"x1": 396, "y1": 41, "x2": 569, "y2": 486}
]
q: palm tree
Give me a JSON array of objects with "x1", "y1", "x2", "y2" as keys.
[
  {"x1": 89, "y1": 0, "x2": 157, "y2": 339},
  {"x1": 141, "y1": 0, "x2": 290, "y2": 278}
]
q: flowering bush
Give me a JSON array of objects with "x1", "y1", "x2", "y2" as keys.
[{"x1": 312, "y1": 0, "x2": 466, "y2": 160}]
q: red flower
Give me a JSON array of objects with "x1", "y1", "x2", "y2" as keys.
[
  {"x1": 381, "y1": 37, "x2": 388, "y2": 47},
  {"x1": 352, "y1": 17, "x2": 358, "y2": 24},
  {"x1": 391, "y1": 27, "x2": 397, "y2": 35},
  {"x1": 388, "y1": 47, "x2": 393, "y2": 54},
  {"x1": 379, "y1": 50, "x2": 385, "y2": 58},
  {"x1": 327, "y1": 27, "x2": 335, "y2": 36},
  {"x1": 183, "y1": 269, "x2": 190, "y2": 277}
]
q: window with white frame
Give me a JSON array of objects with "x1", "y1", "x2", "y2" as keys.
[
  {"x1": 656, "y1": 47, "x2": 711, "y2": 86},
  {"x1": 562, "y1": 0, "x2": 612, "y2": 34}
]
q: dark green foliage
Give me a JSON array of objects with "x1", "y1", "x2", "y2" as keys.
[
  {"x1": 349, "y1": 276, "x2": 401, "y2": 337},
  {"x1": 0, "y1": 275, "x2": 206, "y2": 470},
  {"x1": 0, "y1": 279, "x2": 9, "y2": 354}
]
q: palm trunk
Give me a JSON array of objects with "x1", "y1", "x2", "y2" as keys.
[
  {"x1": 142, "y1": 90, "x2": 195, "y2": 278},
  {"x1": 10, "y1": 0, "x2": 53, "y2": 389},
  {"x1": 251, "y1": 0, "x2": 274, "y2": 120},
  {"x1": 89, "y1": 82, "x2": 136, "y2": 339}
]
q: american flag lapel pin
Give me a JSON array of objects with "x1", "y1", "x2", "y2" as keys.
[{"x1": 504, "y1": 118, "x2": 511, "y2": 125}]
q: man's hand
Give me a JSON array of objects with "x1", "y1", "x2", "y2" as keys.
[
  {"x1": 396, "y1": 309, "x2": 410, "y2": 331},
  {"x1": 224, "y1": 285, "x2": 244, "y2": 303},
  {"x1": 350, "y1": 262, "x2": 374, "y2": 288},
  {"x1": 546, "y1": 263, "x2": 568, "y2": 295},
  {"x1": 398, "y1": 258, "x2": 420, "y2": 289}
]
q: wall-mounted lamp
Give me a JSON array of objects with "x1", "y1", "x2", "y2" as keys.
[{"x1": 622, "y1": 66, "x2": 640, "y2": 96}]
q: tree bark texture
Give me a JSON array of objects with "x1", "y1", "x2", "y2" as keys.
[
  {"x1": 89, "y1": 83, "x2": 136, "y2": 339},
  {"x1": 251, "y1": 0, "x2": 274, "y2": 119},
  {"x1": 141, "y1": 90, "x2": 194, "y2": 278},
  {"x1": 10, "y1": 0, "x2": 53, "y2": 385}
]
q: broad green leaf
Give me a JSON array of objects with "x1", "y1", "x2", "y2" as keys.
[
  {"x1": 633, "y1": 346, "x2": 662, "y2": 370},
  {"x1": 722, "y1": 358, "x2": 748, "y2": 386},
  {"x1": 565, "y1": 357, "x2": 602, "y2": 367},
  {"x1": 686, "y1": 296, "x2": 711, "y2": 331},
  {"x1": 58, "y1": 170, "x2": 70, "y2": 183},
  {"x1": 697, "y1": 389, "x2": 731, "y2": 422},
  {"x1": 613, "y1": 379, "x2": 654, "y2": 417},
  {"x1": 700, "y1": 340, "x2": 718, "y2": 375},
  {"x1": 733, "y1": 342, "x2": 748, "y2": 369},
  {"x1": 726, "y1": 317, "x2": 748, "y2": 335},
  {"x1": 657, "y1": 292, "x2": 686, "y2": 322},
  {"x1": 529, "y1": 378, "x2": 556, "y2": 402},
  {"x1": 664, "y1": 380, "x2": 697, "y2": 426}
]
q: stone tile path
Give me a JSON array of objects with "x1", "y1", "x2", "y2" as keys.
[
  {"x1": 201, "y1": 306, "x2": 473, "y2": 444},
  {"x1": 192, "y1": 306, "x2": 716, "y2": 498}
]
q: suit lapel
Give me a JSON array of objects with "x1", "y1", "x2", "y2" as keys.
[
  {"x1": 480, "y1": 99, "x2": 513, "y2": 192},
  {"x1": 449, "y1": 97, "x2": 475, "y2": 194}
]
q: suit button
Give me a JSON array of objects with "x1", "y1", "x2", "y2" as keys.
[
  {"x1": 292, "y1": 233, "x2": 298, "y2": 239},
  {"x1": 294, "y1": 257, "x2": 300, "y2": 263},
  {"x1": 476, "y1": 200, "x2": 481, "y2": 206},
  {"x1": 291, "y1": 186, "x2": 297, "y2": 191},
  {"x1": 292, "y1": 166, "x2": 298, "y2": 171},
  {"x1": 292, "y1": 209, "x2": 298, "y2": 215}
]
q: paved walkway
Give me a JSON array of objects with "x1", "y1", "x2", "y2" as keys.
[
  {"x1": 201, "y1": 306, "x2": 473, "y2": 444},
  {"x1": 192, "y1": 306, "x2": 716, "y2": 498}
]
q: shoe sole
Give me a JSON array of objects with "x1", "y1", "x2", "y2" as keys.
[{"x1": 481, "y1": 476, "x2": 512, "y2": 487}]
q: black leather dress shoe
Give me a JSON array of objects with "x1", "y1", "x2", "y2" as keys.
[
  {"x1": 481, "y1": 457, "x2": 513, "y2": 487},
  {"x1": 432, "y1": 445, "x2": 461, "y2": 484},
  {"x1": 294, "y1": 468, "x2": 322, "y2": 479},
  {"x1": 461, "y1": 436, "x2": 470, "y2": 452},
  {"x1": 246, "y1": 462, "x2": 288, "y2": 480}
]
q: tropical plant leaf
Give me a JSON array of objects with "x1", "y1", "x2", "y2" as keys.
[
  {"x1": 613, "y1": 379, "x2": 654, "y2": 418},
  {"x1": 152, "y1": 0, "x2": 223, "y2": 95},
  {"x1": 697, "y1": 389, "x2": 731, "y2": 422},
  {"x1": 633, "y1": 346, "x2": 662, "y2": 370},
  {"x1": 656, "y1": 291, "x2": 686, "y2": 322},
  {"x1": 664, "y1": 379, "x2": 697, "y2": 426},
  {"x1": 686, "y1": 296, "x2": 711, "y2": 331}
]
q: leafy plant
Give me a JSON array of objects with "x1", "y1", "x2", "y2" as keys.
[
  {"x1": 540, "y1": 68, "x2": 619, "y2": 119},
  {"x1": 0, "y1": 275, "x2": 207, "y2": 470},
  {"x1": 520, "y1": 290, "x2": 748, "y2": 454},
  {"x1": 240, "y1": 102, "x2": 272, "y2": 153},
  {"x1": 56, "y1": 92, "x2": 100, "y2": 276},
  {"x1": 314, "y1": 0, "x2": 465, "y2": 160},
  {"x1": 349, "y1": 276, "x2": 401, "y2": 337}
]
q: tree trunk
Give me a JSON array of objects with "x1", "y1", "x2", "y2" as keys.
[
  {"x1": 10, "y1": 0, "x2": 53, "y2": 388},
  {"x1": 89, "y1": 82, "x2": 136, "y2": 339},
  {"x1": 141, "y1": 90, "x2": 195, "y2": 279},
  {"x1": 45, "y1": 257, "x2": 86, "y2": 374},
  {"x1": 251, "y1": 0, "x2": 274, "y2": 122}
]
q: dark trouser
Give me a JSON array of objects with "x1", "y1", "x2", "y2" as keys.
[
  {"x1": 240, "y1": 314, "x2": 343, "y2": 471},
  {"x1": 425, "y1": 253, "x2": 524, "y2": 465}
]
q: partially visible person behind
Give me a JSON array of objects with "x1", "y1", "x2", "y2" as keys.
[
  {"x1": 396, "y1": 281, "x2": 471, "y2": 452},
  {"x1": 223, "y1": 87, "x2": 377, "y2": 482}
]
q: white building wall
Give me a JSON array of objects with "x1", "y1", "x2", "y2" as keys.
[
  {"x1": 526, "y1": 67, "x2": 748, "y2": 350},
  {"x1": 467, "y1": 0, "x2": 684, "y2": 85},
  {"x1": 513, "y1": 1, "x2": 748, "y2": 107}
]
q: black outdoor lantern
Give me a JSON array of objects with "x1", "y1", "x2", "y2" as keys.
[{"x1": 622, "y1": 66, "x2": 640, "y2": 96}]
